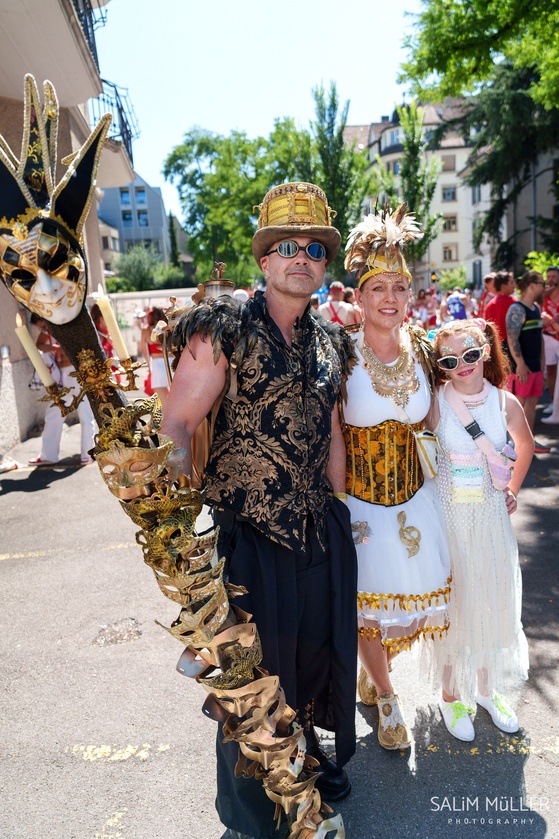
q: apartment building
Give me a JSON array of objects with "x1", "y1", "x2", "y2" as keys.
[
  {"x1": 351, "y1": 101, "x2": 557, "y2": 289},
  {"x1": 98, "y1": 174, "x2": 171, "y2": 263}
]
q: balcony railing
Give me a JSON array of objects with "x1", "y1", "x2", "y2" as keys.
[
  {"x1": 89, "y1": 80, "x2": 140, "y2": 165},
  {"x1": 72, "y1": 0, "x2": 107, "y2": 73}
]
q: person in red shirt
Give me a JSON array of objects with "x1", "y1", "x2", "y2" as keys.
[
  {"x1": 484, "y1": 271, "x2": 516, "y2": 350},
  {"x1": 478, "y1": 272, "x2": 497, "y2": 317},
  {"x1": 541, "y1": 283, "x2": 559, "y2": 421}
]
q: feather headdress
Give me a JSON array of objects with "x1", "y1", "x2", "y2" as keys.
[{"x1": 344, "y1": 203, "x2": 423, "y2": 287}]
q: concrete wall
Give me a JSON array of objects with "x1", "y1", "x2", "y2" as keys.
[{"x1": 0, "y1": 354, "x2": 47, "y2": 456}]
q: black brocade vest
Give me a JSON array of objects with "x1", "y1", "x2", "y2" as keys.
[{"x1": 204, "y1": 294, "x2": 342, "y2": 553}]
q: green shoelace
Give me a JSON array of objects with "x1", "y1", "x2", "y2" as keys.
[
  {"x1": 492, "y1": 693, "x2": 513, "y2": 717},
  {"x1": 449, "y1": 701, "x2": 475, "y2": 727}
]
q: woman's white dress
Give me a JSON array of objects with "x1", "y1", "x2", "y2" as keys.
[
  {"x1": 432, "y1": 384, "x2": 529, "y2": 704},
  {"x1": 345, "y1": 330, "x2": 451, "y2": 650}
]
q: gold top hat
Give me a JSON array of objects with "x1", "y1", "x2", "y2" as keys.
[{"x1": 252, "y1": 182, "x2": 341, "y2": 266}]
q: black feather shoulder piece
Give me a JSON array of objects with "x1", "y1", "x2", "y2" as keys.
[
  {"x1": 311, "y1": 312, "x2": 358, "y2": 398},
  {"x1": 170, "y1": 297, "x2": 258, "y2": 369},
  {"x1": 407, "y1": 323, "x2": 438, "y2": 393}
]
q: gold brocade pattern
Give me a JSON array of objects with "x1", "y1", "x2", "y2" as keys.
[
  {"x1": 344, "y1": 420, "x2": 424, "y2": 506},
  {"x1": 204, "y1": 294, "x2": 343, "y2": 552}
]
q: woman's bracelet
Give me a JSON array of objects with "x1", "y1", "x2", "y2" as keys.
[{"x1": 333, "y1": 492, "x2": 348, "y2": 501}]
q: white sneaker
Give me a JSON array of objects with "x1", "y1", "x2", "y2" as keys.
[
  {"x1": 476, "y1": 692, "x2": 519, "y2": 733},
  {"x1": 439, "y1": 698, "x2": 475, "y2": 741},
  {"x1": 542, "y1": 404, "x2": 553, "y2": 416},
  {"x1": 541, "y1": 414, "x2": 559, "y2": 424}
]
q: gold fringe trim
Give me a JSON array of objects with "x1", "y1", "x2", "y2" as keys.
[
  {"x1": 358, "y1": 621, "x2": 450, "y2": 652},
  {"x1": 357, "y1": 576, "x2": 452, "y2": 613}
]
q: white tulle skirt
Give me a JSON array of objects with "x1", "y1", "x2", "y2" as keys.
[
  {"x1": 426, "y1": 486, "x2": 529, "y2": 705},
  {"x1": 347, "y1": 478, "x2": 451, "y2": 652}
]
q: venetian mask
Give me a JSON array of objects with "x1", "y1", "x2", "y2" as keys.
[
  {"x1": 97, "y1": 437, "x2": 174, "y2": 499},
  {"x1": 0, "y1": 220, "x2": 85, "y2": 324}
]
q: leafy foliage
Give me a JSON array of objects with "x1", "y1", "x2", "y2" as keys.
[
  {"x1": 425, "y1": 64, "x2": 559, "y2": 264},
  {"x1": 168, "y1": 212, "x2": 180, "y2": 267},
  {"x1": 371, "y1": 102, "x2": 442, "y2": 267},
  {"x1": 163, "y1": 84, "x2": 373, "y2": 284},
  {"x1": 401, "y1": 0, "x2": 559, "y2": 110},
  {"x1": 438, "y1": 264, "x2": 467, "y2": 290},
  {"x1": 523, "y1": 250, "x2": 559, "y2": 275},
  {"x1": 113, "y1": 244, "x2": 162, "y2": 292},
  {"x1": 311, "y1": 85, "x2": 373, "y2": 280}
]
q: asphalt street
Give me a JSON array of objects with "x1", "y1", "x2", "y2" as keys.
[{"x1": 1, "y1": 405, "x2": 558, "y2": 839}]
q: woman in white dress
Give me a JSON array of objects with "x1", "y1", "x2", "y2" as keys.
[
  {"x1": 430, "y1": 319, "x2": 532, "y2": 741},
  {"x1": 342, "y1": 206, "x2": 451, "y2": 750}
]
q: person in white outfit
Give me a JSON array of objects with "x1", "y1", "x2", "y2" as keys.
[
  {"x1": 430, "y1": 318, "x2": 533, "y2": 742},
  {"x1": 28, "y1": 316, "x2": 96, "y2": 465}
]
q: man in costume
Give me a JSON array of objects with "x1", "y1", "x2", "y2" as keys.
[{"x1": 161, "y1": 182, "x2": 358, "y2": 839}]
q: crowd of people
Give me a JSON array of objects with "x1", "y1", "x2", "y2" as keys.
[
  {"x1": 157, "y1": 183, "x2": 546, "y2": 839},
  {"x1": 22, "y1": 178, "x2": 554, "y2": 839}
]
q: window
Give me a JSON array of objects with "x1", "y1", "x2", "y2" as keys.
[
  {"x1": 443, "y1": 215, "x2": 458, "y2": 232},
  {"x1": 137, "y1": 210, "x2": 149, "y2": 227},
  {"x1": 381, "y1": 128, "x2": 401, "y2": 150},
  {"x1": 442, "y1": 186, "x2": 457, "y2": 201},
  {"x1": 122, "y1": 210, "x2": 133, "y2": 227},
  {"x1": 393, "y1": 160, "x2": 400, "y2": 175},
  {"x1": 472, "y1": 259, "x2": 482, "y2": 287},
  {"x1": 441, "y1": 155, "x2": 456, "y2": 172},
  {"x1": 135, "y1": 187, "x2": 147, "y2": 205},
  {"x1": 443, "y1": 244, "x2": 458, "y2": 262},
  {"x1": 101, "y1": 236, "x2": 109, "y2": 249},
  {"x1": 111, "y1": 237, "x2": 119, "y2": 251},
  {"x1": 472, "y1": 184, "x2": 481, "y2": 205},
  {"x1": 120, "y1": 188, "x2": 130, "y2": 206}
]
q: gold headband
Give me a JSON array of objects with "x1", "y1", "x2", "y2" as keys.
[{"x1": 358, "y1": 259, "x2": 412, "y2": 288}]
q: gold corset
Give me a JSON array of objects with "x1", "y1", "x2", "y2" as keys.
[{"x1": 344, "y1": 420, "x2": 424, "y2": 506}]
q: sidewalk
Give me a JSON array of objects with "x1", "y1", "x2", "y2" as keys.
[{"x1": 1, "y1": 404, "x2": 558, "y2": 838}]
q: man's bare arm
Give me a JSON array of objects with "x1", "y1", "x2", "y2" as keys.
[
  {"x1": 161, "y1": 333, "x2": 228, "y2": 477},
  {"x1": 327, "y1": 404, "x2": 347, "y2": 494}
]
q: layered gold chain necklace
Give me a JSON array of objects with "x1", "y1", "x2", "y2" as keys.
[{"x1": 361, "y1": 336, "x2": 420, "y2": 408}]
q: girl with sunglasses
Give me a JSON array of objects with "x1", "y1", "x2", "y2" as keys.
[{"x1": 430, "y1": 318, "x2": 534, "y2": 741}]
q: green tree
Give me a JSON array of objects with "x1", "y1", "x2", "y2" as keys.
[
  {"x1": 524, "y1": 250, "x2": 559, "y2": 275},
  {"x1": 168, "y1": 211, "x2": 180, "y2": 267},
  {"x1": 164, "y1": 128, "x2": 270, "y2": 284},
  {"x1": 155, "y1": 263, "x2": 196, "y2": 290},
  {"x1": 370, "y1": 102, "x2": 442, "y2": 278},
  {"x1": 114, "y1": 244, "x2": 161, "y2": 292},
  {"x1": 163, "y1": 86, "x2": 373, "y2": 284},
  {"x1": 401, "y1": 0, "x2": 559, "y2": 110},
  {"x1": 396, "y1": 102, "x2": 442, "y2": 268},
  {"x1": 311, "y1": 83, "x2": 373, "y2": 281},
  {"x1": 438, "y1": 264, "x2": 467, "y2": 291},
  {"x1": 424, "y1": 64, "x2": 559, "y2": 267}
]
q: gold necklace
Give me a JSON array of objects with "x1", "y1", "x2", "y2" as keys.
[{"x1": 361, "y1": 337, "x2": 420, "y2": 408}]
